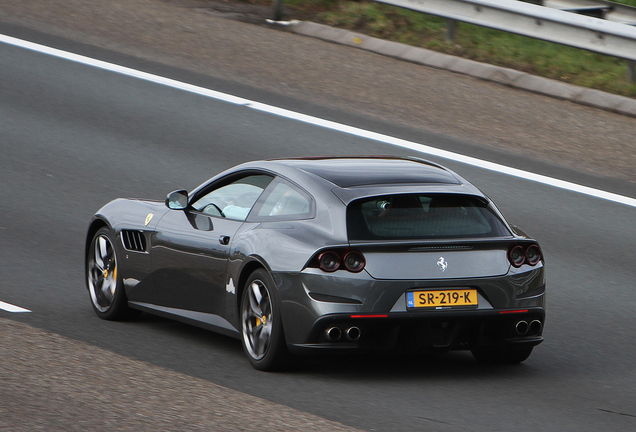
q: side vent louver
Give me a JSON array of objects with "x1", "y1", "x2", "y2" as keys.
[{"x1": 121, "y1": 230, "x2": 147, "y2": 252}]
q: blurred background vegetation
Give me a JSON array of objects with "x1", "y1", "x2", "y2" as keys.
[{"x1": 270, "y1": 0, "x2": 636, "y2": 97}]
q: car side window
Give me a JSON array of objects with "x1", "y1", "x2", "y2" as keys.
[
  {"x1": 192, "y1": 174, "x2": 273, "y2": 221},
  {"x1": 254, "y1": 179, "x2": 313, "y2": 220}
]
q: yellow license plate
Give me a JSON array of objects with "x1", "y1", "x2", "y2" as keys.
[{"x1": 407, "y1": 289, "x2": 478, "y2": 308}]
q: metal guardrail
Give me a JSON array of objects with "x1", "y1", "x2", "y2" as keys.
[
  {"x1": 372, "y1": 0, "x2": 636, "y2": 81},
  {"x1": 538, "y1": 0, "x2": 636, "y2": 25}
]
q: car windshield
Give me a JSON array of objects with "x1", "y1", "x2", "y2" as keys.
[{"x1": 347, "y1": 193, "x2": 511, "y2": 240}]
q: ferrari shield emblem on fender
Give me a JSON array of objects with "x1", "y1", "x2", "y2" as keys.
[
  {"x1": 437, "y1": 257, "x2": 448, "y2": 272},
  {"x1": 144, "y1": 213, "x2": 154, "y2": 226}
]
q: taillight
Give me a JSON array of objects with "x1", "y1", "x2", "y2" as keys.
[
  {"x1": 316, "y1": 250, "x2": 366, "y2": 273},
  {"x1": 318, "y1": 251, "x2": 340, "y2": 272},
  {"x1": 343, "y1": 251, "x2": 366, "y2": 272},
  {"x1": 508, "y1": 244, "x2": 542, "y2": 267},
  {"x1": 525, "y1": 245, "x2": 541, "y2": 265},
  {"x1": 508, "y1": 245, "x2": 525, "y2": 267}
]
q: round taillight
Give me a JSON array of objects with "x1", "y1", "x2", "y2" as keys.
[
  {"x1": 508, "y1": 245, "x2": 525, "y2": 267},
  {"x1": 318, "y1": 251, "x2": 340, "y2": 272},
  {"x1": 525, "y1": 245, "x2": 541, "y2": 266},
  {"x1": 343, "y1": 251, "x2": 366, "y2": 272}
]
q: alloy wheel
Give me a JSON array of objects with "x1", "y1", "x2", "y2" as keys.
[
  {"x1": 241, "y1": 279, "x2": 273, "y2": 360},
  {"x1": 87, "y1": 234, "x2": 118, "y2": 313}
]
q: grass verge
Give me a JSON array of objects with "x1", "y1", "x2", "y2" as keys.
[{"x1": 277, "y1": 0, "x2": 636, "y2": 97}]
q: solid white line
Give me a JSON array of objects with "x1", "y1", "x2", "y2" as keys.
[
  {"x1": 0, "y1": 301, "x2": 31, "y2": 313},
  {"x1": 2, "y1": 33, "x2": 635, "y2": 208},
  {"x1": 0, "y1": 34, "x2": 251, "y2": 106},
  {"x1": 248, "y1": 105, "x2": 636, "y2": 208}
]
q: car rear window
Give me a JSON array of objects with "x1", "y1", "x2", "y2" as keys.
[{"x1": 347, "y1": 194, "x2": 511, "y2": 240}]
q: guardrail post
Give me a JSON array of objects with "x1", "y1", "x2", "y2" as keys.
[
  {"x1": 273, "y1": 0, "x2": 284, "y2": 21},
  {"x1": 628, "y1": 60, "x2": 635, "y2": 84},
  {"x1": 375, "y1": 0, "x2": 636, "y2": 88},
  {"x1": 446, "y1": 18, "x2": 456, "y2": 43}
]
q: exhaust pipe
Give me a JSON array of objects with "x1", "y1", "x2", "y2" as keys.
[
  {"x1": 324, "y1": 327, "x2": 341, "y2": 341},
  {"x1": 345, "y1": 326, "x2": 361, "y2": 341},
  {"x1": 515, "y1": 320, "x2": 529, "y2": 335},
  {"x1": 529, "y1": 320, "x2": 543, "y2": 335}
]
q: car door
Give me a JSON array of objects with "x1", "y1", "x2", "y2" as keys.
[{"x1": 151, "y1": 173, "x2": 273, "y2": 315}]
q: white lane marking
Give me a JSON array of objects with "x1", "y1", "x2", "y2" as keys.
[
  {"x1": 0, "y1": 301, "x2": 31, "y2": 313},
  {"x1": 248, "y1": 105, "x2": 636, "y2": 209},
  {"x1": 2, "y1": 33, "x2": 636, "y2": 209},
  {"x1": 0, "y1": 34, "x2": 250, "y2": 106}
]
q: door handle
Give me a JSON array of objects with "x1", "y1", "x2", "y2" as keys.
[{"x1": 219, "y1": 235, "x2": 230, "y2": 245}]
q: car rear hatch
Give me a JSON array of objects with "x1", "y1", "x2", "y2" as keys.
[
  {"x1": 350, "y1": 240, "x2": 511, "y2": 280},
  {"x1": 345, "y1": 192, "x2": 518, "y2": 279}
]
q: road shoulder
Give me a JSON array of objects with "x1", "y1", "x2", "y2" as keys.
[
  {"x1": 1, "y1": 0, "x2": 635, "y2": 185},
  {"x1": 0, "y1": 317, "x2": 361, "y2": 431}
]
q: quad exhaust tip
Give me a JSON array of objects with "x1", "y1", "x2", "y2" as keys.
[
  {"x1": 515, "y1": 320, "x2": 529, "y2": 335},
  {"x1": 325, "y1": 327, "x2": 342, "y2": 341},
  {"x1": 346, "y1": 326, "x2": 361, "y2": 341},
  {"x1": 515, "y1": 319, "x2": 543, "y2": 336},
  {"x1": 324, "y1": 326, "x2": 362, "y2": 341},
  {"x1": 529, "y1": 319, "x2": 543, "y2": 334}
]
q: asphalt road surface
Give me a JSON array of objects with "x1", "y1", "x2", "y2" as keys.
[{"x1": 1, "y1": 20, "x2": 636, "y2": 432}]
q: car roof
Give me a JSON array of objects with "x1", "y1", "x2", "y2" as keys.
[
  {"x1": 198, "y1": 157, "x2": 486, "y2": 207},
  {"x1": 270, "y1": 156, "x2": 461, "y2": 188}
]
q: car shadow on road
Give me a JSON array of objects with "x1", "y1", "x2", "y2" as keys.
[
  {"x1": 129, "y1": 312, "x2": 544, "y2": 380},
  {"x1": 291, "y1": 351, "x2": 542, "y2": 380}
]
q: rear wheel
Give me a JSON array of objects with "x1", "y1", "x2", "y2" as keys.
[
  {"x1": 86, "y1": 227, "x2": 138, "y2": 320},
  {"x1": 240, "y1": 269, "x2": 290, "y2": 371},
  {"x1": 471, "y1": 346, "x2": 533, "y2": 364}
]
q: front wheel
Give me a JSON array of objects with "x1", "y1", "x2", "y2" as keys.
[
  {"x1": 471, "y1": 345, "x2": 534, "y2": 364},
  {"x1": 86, "y1": 227, "x2": 138, "y2": 321},
  {"x1": 240, "y1": 269, "x2": 290, "y2": 371}
]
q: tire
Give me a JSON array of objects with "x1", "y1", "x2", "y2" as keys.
[
  {"x1": 86, "y1": 227, "x2": 139, "y2": 321},
  {"x1": 471, "y1": 345, "x2": 534, "y2": 364},
  {"x1": 240, "y1": 269, "x2": 290, "y2": 371}
]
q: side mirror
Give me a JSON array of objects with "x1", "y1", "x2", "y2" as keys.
[{"x1": 166, "y1": 190, "x2": 189, "y2": 210}]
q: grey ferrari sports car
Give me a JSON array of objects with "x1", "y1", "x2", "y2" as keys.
[{"x1": 85, "y1": 156, "x2": 545, "y2": 370}]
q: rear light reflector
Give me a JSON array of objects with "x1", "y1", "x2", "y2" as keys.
[
  {"x1": 508, "y1": 245, "x2": 525, "y2": 267},
  {"x1": 525, "y1": 245, "x2": 541, "y2": 265},
  {"x1": 499, "y1": 309, "x2": 529, "y2": 314},
  {"x1": 315, "y1": 250, "x2": 366, "y2": 273},
  {"x1": 318, "y1": 251, "x2": 340, "y2": 272},
  {"x1": 508, "y1": 244, "x2": 542, "y2": 267},
  {"x1": 343, "y1": 251, "x2": 366, "y2": 272},
  {"x1": 350, "y1": 314, "x2": 388, "y2": 318}
]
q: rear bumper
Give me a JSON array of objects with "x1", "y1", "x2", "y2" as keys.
[
  {"x1": 275, "y1": 267, "x2": 546, "y2": 351},
  {"x1": 287, "y1": 308, "x2": 545, "y2": 355}
]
